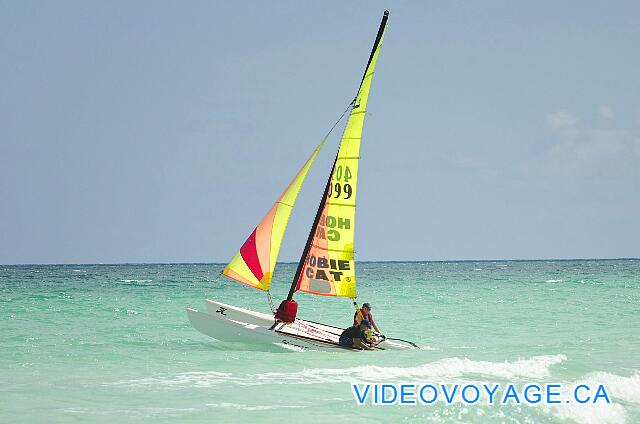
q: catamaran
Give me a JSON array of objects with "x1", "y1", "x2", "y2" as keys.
[{"x1": 187, "y1": 11, "x2": 416, "y2": 351}]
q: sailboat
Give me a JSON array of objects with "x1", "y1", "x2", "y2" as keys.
[{"x1": 187, "y1": 11, "x2": 416, "y2": 351}]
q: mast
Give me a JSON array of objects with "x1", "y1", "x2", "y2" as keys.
[
  {"x1": 286, "y1": 11, "x2": 389, "y2": 301},
  {"x1": 356, "y1": 11, "x2": 389, "y2": 96},
  {"x1": 287, "y1": 154, "x2": 339, "y2": 300}
]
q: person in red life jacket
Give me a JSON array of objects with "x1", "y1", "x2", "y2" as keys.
[
  {"x1": 339, "y1": 319, "x2": 374, "y2": 350},
  {"x1": 353, "y1": 303, "x2": 382, "y2": 335}
]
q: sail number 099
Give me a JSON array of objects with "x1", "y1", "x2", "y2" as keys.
[{"x1": 329, "y1": 165, "x2": 354, "y2": 200}]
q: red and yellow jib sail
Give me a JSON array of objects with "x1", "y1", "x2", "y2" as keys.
[
  {"x1": 222, "y1": 140, "x2": 326, "y2": 291},
  {"x1": 291, "y1": 11, "x2": 389, "y2": 299}
]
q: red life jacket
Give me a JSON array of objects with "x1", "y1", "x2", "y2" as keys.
[
  {"x1": 275, "y1": 300, "x2": 298, "y2": 323},
  {"x1": 353, "y1": 309, "x2": 373, "y2": 326}
]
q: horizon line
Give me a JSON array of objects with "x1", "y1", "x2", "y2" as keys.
[{"x1": 1, "y1": 257, "x2": 639, "y2": 266}]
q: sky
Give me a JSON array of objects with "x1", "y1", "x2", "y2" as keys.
[{"x1": 1, "y1": 1, "x2": 639, "y2": 264}]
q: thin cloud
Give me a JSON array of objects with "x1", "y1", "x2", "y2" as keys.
[
  {"x1": 547, "y1": 110, "x2": 577, "y2": 129},
  {"x1": 541, "y1": 108, "x2": 639, "y2": 180}
]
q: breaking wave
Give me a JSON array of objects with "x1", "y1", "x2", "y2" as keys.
[
  {"x1": 579, "y1": 371, "x2": 640, "y2": 404},
  {"x1": 106, "y1": 354, "x2": 566, "y2": 388},
  {"x1": 545, "y1": 372, "x2": 640, "y2": 424},
  {"x1": 104, "y1": 357, "x2": 640, "y2": 423}
]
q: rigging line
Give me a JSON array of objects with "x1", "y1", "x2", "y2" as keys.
[
  {"x1": 266, "y1": 290, "x2": 276, "y2": 313},
  {"x1": 324, "y1": 99, "x2": 356, "y2": 140}
]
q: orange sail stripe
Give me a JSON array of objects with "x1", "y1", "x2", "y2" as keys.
[{"x1": 254, "y1": 204, "x2": 276, "y2": 276}]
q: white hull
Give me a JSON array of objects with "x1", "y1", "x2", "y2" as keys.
[{"x1": 187, "y1": 300, "x2": 415, "y2": 352}]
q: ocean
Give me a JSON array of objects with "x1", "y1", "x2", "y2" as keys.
[{"x1": 1, "y1": 260, "x2": 638, "y2": 423}]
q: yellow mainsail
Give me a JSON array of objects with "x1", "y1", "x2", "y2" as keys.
[
  {"x1": 292, "y1": 12, "x2": 388, "y2": 299},
  {"x1": 223, "y1": 140, "x2": 325, "y2": 291}
]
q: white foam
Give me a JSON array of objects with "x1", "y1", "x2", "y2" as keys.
[
  {"x1": 579, "y1": 371, "x2": 640, "y2": 404},
  {"x1": 120, "y1": 279, "x2": 152, "y2": 283},
  {"x1": 419, "y1": 345, "x2": 437, "y2": 351},
  {"x1": 540, "y1": 370, "x2": 640, "y2": 424},
  {"x1": 273, "y1": 342, "x2": 305, "y2": 352},
  {"x1": 107, "y1": 354, "x2": 567, "y2": 389},
  {"x1": 268, "y1": 354, "x2": 567, "y2": 383},
  {"x1": 106, "y1": 371, "x2": 239, "y2": 388},
  {"x1": 205, "y1": 402, "x2": 306, "y2": 411},
  {"x1": 547, "y1": 401, "x2": 626, "y2": 424},
  {"x1": 60, "y1": 407, "x2": 89, "y2": 414},
  {"x1": 545, "y1": 279, "x2": 564, "y2": 283}
]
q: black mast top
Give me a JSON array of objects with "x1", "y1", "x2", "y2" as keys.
[
  {"x1": 286, "y1": 11, "x2": 389, "y2": 301},
  {"x1": 356, "y1": 10, "x2": 389, "y2": 96}
]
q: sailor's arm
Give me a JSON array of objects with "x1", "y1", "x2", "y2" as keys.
[{"x1": 370, "y1": 315, "x2": 381, "y2": 334}]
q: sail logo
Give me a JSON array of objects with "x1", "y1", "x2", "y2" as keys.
[
  {"x1": 315, "y1": 214, "x2": 350, "y2": 242},
  {"x1": 305, "y1": 255, "x2": 351, "y2": 282}
]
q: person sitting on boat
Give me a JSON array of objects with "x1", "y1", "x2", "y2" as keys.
[
  {"x1": 353, "y1": 303, "x2": 382, "y2": 335},
  {"x1": 339, "y1": 319, "x2": 374, "y2": 350}
]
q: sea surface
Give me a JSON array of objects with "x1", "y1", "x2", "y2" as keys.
[{"x1": 1, "y1": 260, "x2": 639, "y2": 423}]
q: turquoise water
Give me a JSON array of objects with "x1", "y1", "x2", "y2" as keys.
[{"x1": 1, "y1": 260, "x2": 639, "y2": 423}]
